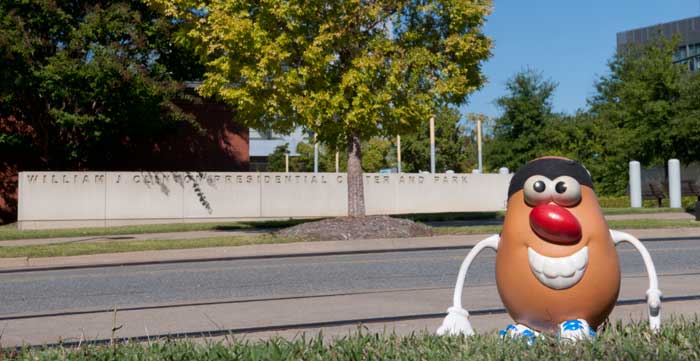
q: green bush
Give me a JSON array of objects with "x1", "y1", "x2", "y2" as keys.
[{"x1": 7, "y1": 319, "x2": 700, "y2": 360}]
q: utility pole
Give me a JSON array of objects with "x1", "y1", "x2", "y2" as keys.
[
  {"x1": 396, "y1": 135, "x2": 402, "y2": 173},
  {"x1": 468, "y1": 113, "x2": 486, "y2": 174},
  {"x1": 429, "y1": 116, "x2": 436, "y2": 173},
  {"x1": 477, "y1": 115, "x2": 483, "y2": 173},
  {"x1": 313, "y1": 133, "x2": 319, "y2": 173}
]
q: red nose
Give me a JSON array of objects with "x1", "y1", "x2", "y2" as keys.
[{"x1": 529, "y1": 204, "x2": 582, "y2": 245}]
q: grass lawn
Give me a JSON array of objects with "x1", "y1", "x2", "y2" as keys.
[
  {"x1": 0, "y1": 219, "x2": 313, "y2": 241},
  {"x1": 1, "y1": 218, "x2": 698, "y2": 259},
  {"x1": 6, "y1": 320, "x2": 699, "y2": 360},
  {"x1": 434, "y1": 218, "x2": 700, "y2": 235},
  {"x1": 601, "y1": 207, "x2": 692, "y2": 215},
  {"x1": 0, "y1": 235, "x2": 299, "y2": 258},
  {"x1": 2, "y1": 207, "x2": 692, "y2": 241}
]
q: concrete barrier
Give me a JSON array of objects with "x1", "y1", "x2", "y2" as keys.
[{"x1": 17, "y1": 171, "x2": 512, "y2": 229}]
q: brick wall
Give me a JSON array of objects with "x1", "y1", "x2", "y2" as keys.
[{"x1": 0, "y1": 102, "x2": 249, "y2": 224}]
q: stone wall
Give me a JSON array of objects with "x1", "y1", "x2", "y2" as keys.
[{"x1": 17, "y1": 171, "x2": 512, "y2": 229}]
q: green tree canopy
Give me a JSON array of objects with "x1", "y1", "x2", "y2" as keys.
[
  {"x1": 0, "y1": 0, "x2": 202, "y2": 168},
  {"x1": 485, "y1": 69, "x2": 560, "y2": 171},
  {"x1": 147, "y1": 0, "x2": 493, "y2": 216},
  {"x1": 590, "y1": 37, "x2": 686, "y2": 167},
  {"x1": 586, "y1": 36, "x2": 700, "y2": 194}
]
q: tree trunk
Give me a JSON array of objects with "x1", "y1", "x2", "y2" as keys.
[{"x1": 347, "y1": 132, "x2": 365, "y2": 217}]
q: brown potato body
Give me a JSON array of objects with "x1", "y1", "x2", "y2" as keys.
[{"x1": 495, "y1": 187, "x2": 620, "y2": 332}]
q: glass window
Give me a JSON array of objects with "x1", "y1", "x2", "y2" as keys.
[
  {"x1": 675, "y1": 46, "x2": 688, "y2": 61},
  {"x1": 689, "y1": 43, "x2": 700, "y2": 57}
]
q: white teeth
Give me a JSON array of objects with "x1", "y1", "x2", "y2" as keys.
[
  {"x1": 527, "y1": 247, "x2": 588, "y2": 290},
  {"x1": 543, "y1": 258, "x2": 559, "y2": 278}
]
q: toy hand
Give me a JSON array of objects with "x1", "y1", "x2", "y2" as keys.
[
  {"x1": 646, "y1": 288, "x2": 662, "y2": 331},
  {"x1": 437, "y1": 307, "x2": 474, "y2": 336}
]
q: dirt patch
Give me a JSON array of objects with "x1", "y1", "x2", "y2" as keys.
[{"x1": 275, "y1": 215, "x2": 433, "y2": 241}]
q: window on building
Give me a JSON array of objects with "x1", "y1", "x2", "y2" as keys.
[
  {"x1": 689, "y1": 43, "x2": 700, "y2": 57},
  {"x1": 675, "y1": 46, "x2": 688, "y2": 62}
]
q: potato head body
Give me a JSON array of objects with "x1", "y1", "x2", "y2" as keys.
[{"x1": 437, "y1": 157, "x2": 662, "y2": 341}]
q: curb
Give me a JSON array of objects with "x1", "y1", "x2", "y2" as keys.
[{"x1": 0, "y1": 234, "x2": 488, "y2": 273}]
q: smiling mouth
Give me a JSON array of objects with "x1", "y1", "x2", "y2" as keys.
[{"x1": 527, "y1": 246, "x2": 588, "y2": 290}]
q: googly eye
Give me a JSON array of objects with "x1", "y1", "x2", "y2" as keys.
[
  {"x1": 552, "y1": 176, "x2": 582, "y2": 207},
  {"x1": 523, "y1": 175, "x2": 552, "y2": 206}
]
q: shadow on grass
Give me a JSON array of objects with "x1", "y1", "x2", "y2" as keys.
[{"x1": 214, "y1": 218, "x2": 325, "y2": 231}]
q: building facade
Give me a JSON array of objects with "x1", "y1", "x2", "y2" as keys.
[
  {"x1": 249, "y1": 128, "x2": 307, "y2": 170},
  {"x1": 616, "y1": 16, "x2": 700, "y2": 71}
]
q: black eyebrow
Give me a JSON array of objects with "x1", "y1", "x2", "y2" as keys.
[{"x1": 508, "y1": 158, "x2": 593, "y2": 198}]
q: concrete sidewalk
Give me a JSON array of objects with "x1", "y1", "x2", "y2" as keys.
[{"x1": 1, "y1": 227, "x2": 700, "y2": 273}]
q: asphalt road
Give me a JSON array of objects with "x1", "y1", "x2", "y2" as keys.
[{"x1": 1, "y1": 237, "x2": 700, "y2": 316}]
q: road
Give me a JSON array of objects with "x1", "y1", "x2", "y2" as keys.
[{"x1": 1, "y1": 236, "x2": 700, "y2": 345}]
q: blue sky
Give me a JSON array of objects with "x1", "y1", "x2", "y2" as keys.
[{"x1": 461, "y1": 0, "x2": 699, "y2": 119}]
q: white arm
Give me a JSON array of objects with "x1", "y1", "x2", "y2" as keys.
[
  {"x1": 437, "y1": 234, "x2": 499, "y2": 336},
  {"x1": 610, "y1": 230, "x2": 662, "y2": 332}
]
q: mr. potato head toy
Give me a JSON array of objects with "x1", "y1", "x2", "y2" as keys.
[{"x1": 437, "y1": 157, "x2": 662, "y2": 341}]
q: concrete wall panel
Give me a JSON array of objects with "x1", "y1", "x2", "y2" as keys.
[
  {"x1": 18, "y1": 171, "x2": 512, "y2": 229},
  {"x1": 260, "y1": 173, "x2": 347, "y2": 217},
  {"x1": 364, "y1": 174, "x2": 397, "y2": 215},
  {"x1": 105, "y1": 172, "x2": 184, "y2": 220},
  {"x1": 183, "y1": 172, "x2": 261, "y2": 219},
  {"x1": 18, "y1": 172, "x2": 106, "y2": 223}
]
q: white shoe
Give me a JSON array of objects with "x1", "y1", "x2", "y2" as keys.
[
  {"x1": 558, "y1": 319, "x2": 596, "y2": 341},
  {"x1": 499, "y1": 324, "x2": 540, "y2": 345}
]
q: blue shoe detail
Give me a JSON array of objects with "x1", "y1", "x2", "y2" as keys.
[
  {"x1": 562, "y1": 320, "x2": 584, "y2": 331},
  {"x1": 559, "y1": 319, "x2": 595, "y2": 341},
  {"x1": 500, "y1": 324, "x2": 540, "y2": 345}
]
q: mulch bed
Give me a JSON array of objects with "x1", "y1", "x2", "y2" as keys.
[{"x1": 274, "y1": 215, "x2": 433, "y2": 241}]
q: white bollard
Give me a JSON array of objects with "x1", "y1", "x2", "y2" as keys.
[
  {"x1": 668, "y1": 159, "x2": 681, "y2": 208},
  {"x1": 498, "y1": 167, "x2": 509, "y2": 175},
  {"x1": 629, "y1": 161, "x2": 642, "y2": 208}
]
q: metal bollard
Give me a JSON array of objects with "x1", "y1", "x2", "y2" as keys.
[{"x1": 696, "y1": 198, "x2": 700, "y2": 222}]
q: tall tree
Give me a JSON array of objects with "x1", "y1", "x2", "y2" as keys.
[
  {"x1": 590, "y1": 36, "x2": 685, "y2": 167},
  {"x1": 0, "y1": 0, "x2": 203, "y2": 223},
  {"x1": 146, "y1": 0, "x2": 493, "y2": 216},
  {"x1": 587, "y1": 36, "x2": 697, "y2": 194},
  {"x1": 0, "y1": 1, "x2": 203, "y2": 168},
  {"x1": 670, "y1": 71, "x2": 700, "y2": 162},
  {"x1": 486, "y1": 69, "x2": 559, "y2": 171}
]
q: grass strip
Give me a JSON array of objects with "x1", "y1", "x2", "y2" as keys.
[
  {"x1": 2, "y1": 218, "x2": 699, "y2": 258},
  {"x1": 0, "y1": 235, "x2": 298, "y2": 259},
  {"x1": 0, "y1": 219, "x2": 313, "y2": 241},
  {"x1": 2, "y1": 207, "x2": 690, "y2": 241},
  {"x1": 5, "y1": 319, "x2": 700, "y2": 360},
  {"x1": 601, "y1": 207, "x2": 693, "y2": 215}
]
